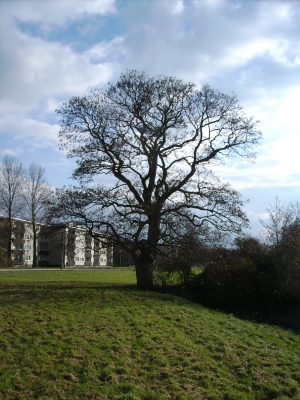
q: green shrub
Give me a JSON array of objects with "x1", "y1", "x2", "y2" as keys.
[
  {"x1": 154, "y1": 253, "x2": 196, "y2": 288},
  {"x1": 186, "y1": 253, "x2": 260, "y2": 310}
]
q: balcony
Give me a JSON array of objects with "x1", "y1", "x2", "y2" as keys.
[
  {"x1": 12, "y1": 249, "x2": 23, "y2": 255},
  {"x1": 84, "y1": 261, "x2": 92, "y2": 267},
  {"x1": 39, "y1": 250, "x2": 50, "y2": 256}
]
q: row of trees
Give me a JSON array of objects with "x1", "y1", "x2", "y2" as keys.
[{"x1": 0, "y1": 155, "x2": 53, "y2": 267}]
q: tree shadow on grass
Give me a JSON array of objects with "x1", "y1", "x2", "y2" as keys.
[
  {"x1": 153, "y1": 285, "x2": 300, "y2": 335},
  {"x1": 2, "y1": 282, "x2": 299, "y2": 335},
  {"x1": 186, "y1": 300, "x2": 300, "y2": 335},
  {"x1": 0, "y1": 282, "x2": 137, "y2": 306},
  {"x1": 236, "y1": 306, "x2": 300, "y2": 335}
]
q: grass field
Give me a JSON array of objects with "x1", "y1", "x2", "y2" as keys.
[{"x1": 0, "y1": 269, "x2": 299, "y2": 399}]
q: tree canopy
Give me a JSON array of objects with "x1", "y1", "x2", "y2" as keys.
[{"x1": 56, "y1": 70, "x2": 261, "y2": 288}]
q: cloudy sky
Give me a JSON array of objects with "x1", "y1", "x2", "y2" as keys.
[{"x1": 0, "y1": 0, "x2": 299, "y2": 235}]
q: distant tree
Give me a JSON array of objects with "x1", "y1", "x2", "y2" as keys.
[
  {"x1": 277, "y1": 204, "x2": 300, "y2": 302},
  {"x1": 56, "y1": 70, "x2": 261, "y2": 289},
  {"x1": 234, "y1": 235, "x2": 271, "y2": 274},
  {"x1": 0, "y1": 155, "x2": 24, "y2": 260},
  {"x1": 22, "y1": 163, "x2": 53, "y2": 267},
  {"x1": 261, "y1": 198, "x2": 300, "y2": 312}
]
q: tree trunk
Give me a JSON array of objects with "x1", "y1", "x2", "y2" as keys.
[
  {"x1": 7, "y1": 211, "x2": 13, "y2": 261},
  {"x1": 134, "y1": 213, "x2": 161, "y2": 289},
  {"x1": 32, "y1": 215, "x2": 37, "y2": 268},
  {"x1": 135, "y1": 257, "x2": 155, "y2": 289},
  {"x1": 7, "y1": 223, "x2": 12, "y2": 260}
]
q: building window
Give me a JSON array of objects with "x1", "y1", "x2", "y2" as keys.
[
  {"x1": 24, "y1": 244, "x2": 31, "y2": 250},
  {"x1": 25, "y1": 255, "x2": 31, "y2": 261},
  {"x1": 39, "y1": 255, "x2": 49, "y2": 261}
]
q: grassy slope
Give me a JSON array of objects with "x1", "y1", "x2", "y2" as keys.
[{"x1": 0, "y1": 270, "x2": 299, "y2": 400}]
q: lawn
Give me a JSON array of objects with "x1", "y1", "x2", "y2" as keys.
[{"x1": 0, "y1": 270, "x2": 299, "y2": 399}]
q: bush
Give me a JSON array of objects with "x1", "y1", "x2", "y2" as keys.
[
  {"x1": 184, "y1": 251, "x2": 261, "y2": 311},
  {"x1": 154, "y1": 255, "x2": 194, "y2": 287},
  {"x1": 154, "y1": 232, "x2": 299, "y2": 316}
]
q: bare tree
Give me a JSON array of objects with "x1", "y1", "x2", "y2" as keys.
[
  {"x1": 56, "y1": 70, "x2": 261, "y2": 288},
  {"x1": 22, "y1": 163, "x2": 53, "y2": 267},
  {"x1": 0, "y1": 155, "x2": 24, "y2": 260}
]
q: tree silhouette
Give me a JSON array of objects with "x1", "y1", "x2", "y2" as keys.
[
  {"x1": 0, "y1": 155, "x2": 24, "y2": 260},
  {"x1": 56, "y1": 70, "x2": 261, "y2": 288}
]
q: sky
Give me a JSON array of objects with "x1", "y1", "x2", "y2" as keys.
[{"x1": 0, "y1": 0, "x2": 299, "y2": 236}]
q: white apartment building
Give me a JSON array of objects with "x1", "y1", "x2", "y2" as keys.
[{"x1": 1, "y1": 218, "x2": 113, "y2": 268}]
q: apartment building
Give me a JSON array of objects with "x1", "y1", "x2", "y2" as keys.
[{"x1": 0, "y1": 217, "x2": 113, "y2": 267}]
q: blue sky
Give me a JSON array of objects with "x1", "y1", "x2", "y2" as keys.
[{"x1": 1, "y1": 0, "x2": 300, "y2": 235}]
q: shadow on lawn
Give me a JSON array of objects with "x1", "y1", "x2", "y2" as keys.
[
  {"x1": 205, "y1": 304, "x2": 300, "y2": 335},
  {"x1": 154, "y1": 285, "x2": 300, "y2": 335},
  {"x1": 0, "y1": 282, "x2": 135, "y2": 305},
  {"x1": 1, "y1": 282, "x2": 300, "y2": 334}
]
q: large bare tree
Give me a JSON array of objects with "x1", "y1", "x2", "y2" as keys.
[
  {"x1": 56, "y1": 70, "x2": 261, "y2": 288},
  {"x1": 0, "y1": 155, "x2": 24, "y2": 260},
  {"x1": 22, "y1": 163, "x2": 53, "y2": 267}
]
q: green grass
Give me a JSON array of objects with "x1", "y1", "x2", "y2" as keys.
[{"x1": 0, "y1": 270, "x2": 299, "y2": 399}]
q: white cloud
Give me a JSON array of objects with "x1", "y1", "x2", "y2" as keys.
[
  {"x1": 0, "y1": 27, "x2": 117, "y2": 113},
  {"x1": 0, "y1": 147, "x2": 24, "y2": 158},
  {"x1": 0, "y1": 0, "x2": 121, "y2": 117},
  {"x1": 213, "y1": 127, "x2": 300, "y2": 191},
  {"x1": 208, "y1": 83, "x2": 300, "y2": 192},
  {"x1": 0, "y1": 114, "x2": 60, "y2": 151},
  {"x1": 0, "y1": 0, "x2": 122, "y2": 168},
  {"x1": 84, "y1": 36, "x2": 125, "y2": 64},
  {"x1": 172, "y1": 0, "x2": 185, "y2": 15},
  {"x1": 2, "y1": 0, "x2": 116, "y2": 28},
  {"x1": 120, "y1": 0, "x2": 300, "y2": 89}
]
